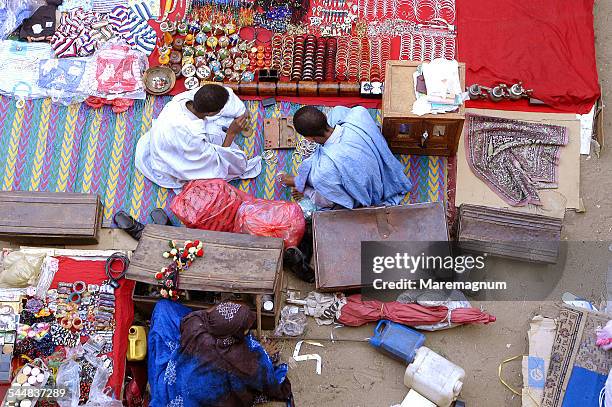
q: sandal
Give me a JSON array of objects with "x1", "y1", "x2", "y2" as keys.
[
  {"x1": 150, "y1": 208, "x2": 172, "y2": 226},
  {"x1": 113, "y1": 211, "x2": 145, "y2": 240}
]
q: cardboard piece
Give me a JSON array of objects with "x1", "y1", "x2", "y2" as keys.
[
  {"x1": 522, "y1": 316, "x2": 557, "y2": 407},
  {"x1": 456, "y1": 108, "x2": 581, "y2": 214}
]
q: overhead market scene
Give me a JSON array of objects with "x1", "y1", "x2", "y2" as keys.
[{"x1": 0, "y1": 0, "x2": 610, "y2": 406}]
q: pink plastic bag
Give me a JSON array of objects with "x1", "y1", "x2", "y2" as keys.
[
  {"x1": 235, "y1": 199, "x2": 305, "y2": 248},
  {"x1": 170, "y1": 179, "x2": 251, "y2": 232}
]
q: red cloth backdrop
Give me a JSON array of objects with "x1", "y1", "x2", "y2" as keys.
[
  {"x1": 458, "y1": 0, "x2": 600, "y2": 114},
  {"x1": 51, "y1": 257, "x2": 135, "y2": 398}
]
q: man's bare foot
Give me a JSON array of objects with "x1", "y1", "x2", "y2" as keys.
[{"x1": 291, "y1": 188, "x2": 303, "y2": 201}]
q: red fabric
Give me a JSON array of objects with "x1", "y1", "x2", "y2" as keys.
[
  {"x1": 85, "y1": 97, "x2": 134, "y2": 113},
  {"x1": 457, "y1": 0, "x2": 599, "y2": 114},
  {"x1": 51, "y1": 257, "x2": 135, "y2": 398},
  {"x1": 337, "y1": 294, "x2": 496, "y2": 327}
]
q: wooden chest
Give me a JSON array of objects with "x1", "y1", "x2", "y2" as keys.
[
  {"x1": 126, "y1": 225, "x2": 284, "y2": 334},
  {"x1": 313, "y1": 203, "x2": 449, "y2": 291},
  {"x1": 382, "y1": 60, "x2": 466, "y2": 156},
  {"x1": 0, "y1": 191, "x2": 102, "y2": 243},
  {"x1": 457, "y1": 204, "x2": 563, "y2": 264}
]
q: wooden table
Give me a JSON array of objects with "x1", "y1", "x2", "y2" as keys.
[{"x1": 126, "y1": 225, "x2": 284, "y2": 337}]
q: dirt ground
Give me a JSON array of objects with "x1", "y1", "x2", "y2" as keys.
[{"x1": 273, "y1": 2, "x2": 612, "y2": 406}]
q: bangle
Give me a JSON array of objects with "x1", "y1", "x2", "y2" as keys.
[
  {"x1": 72, "y1": 317, "x2": 83, "y2": 331},
  {"x1": 61, "y1": 317, "x2": 72, "y2": 330}
]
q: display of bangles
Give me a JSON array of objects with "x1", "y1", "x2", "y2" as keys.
[
  {"x1": 347, "y1": 36, "x2": 361, "y2": 82},
  {"x1": 280, "y1": 34, "x2": 295, "y2": 78},
  {"x1": 359, "y1": 36, "x2": 371, "y2": 82},
  {"x1": 291, "y1": 35, "x2": 305, "y2": 81},
  {"x1": 270, "y1": 34, "x2": 283, "y2": 70},
  {"x1": 301, "y1": 35, "x2": 317, "y2": 81},
  {"x1": 335, "y1": 36, "x2": 349, "y2": 81}
]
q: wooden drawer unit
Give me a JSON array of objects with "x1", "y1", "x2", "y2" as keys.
[{"x1": 382, "y1": 60, "x2": 466, "y2": 156}]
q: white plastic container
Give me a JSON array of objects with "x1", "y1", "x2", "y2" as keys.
[{"x1": 404, "y1": 346, "x2": 465, "y2": 407}]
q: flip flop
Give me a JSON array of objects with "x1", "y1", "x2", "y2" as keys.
[{"x1": 150, "y1": 208, "x2": 172, "y2": 225}]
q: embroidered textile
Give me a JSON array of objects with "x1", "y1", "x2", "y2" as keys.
[{"x1": 465, "y1": 114, "x2": 568, "y2": 206}]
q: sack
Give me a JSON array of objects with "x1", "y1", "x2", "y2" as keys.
[
  {"x1": 170, "y1": 179, "x2": 251, "y2": 232},
  {"x1": 0, "y1": 251, "x2": 45, "y2": 288},
  {"x1": 171, "y1": 179, "x2": 305, "y2": 247},
  {"x1": 235, "y1": 199, "x2": 305, "y2": 247}
]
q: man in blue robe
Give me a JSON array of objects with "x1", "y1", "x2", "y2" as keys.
[{"x1": 279, "y1": 105, "x2": 412, "y2": 209}]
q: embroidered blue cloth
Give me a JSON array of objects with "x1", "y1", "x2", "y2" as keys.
[
  {"x1": 295, "y1": 106, "x2": 412, "y2": 209},
  {"x1": 148, "y1": 300, "x2": 289, "y2": 407}
]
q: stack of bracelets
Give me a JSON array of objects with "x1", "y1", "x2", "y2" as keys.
[
  {"x1": 347, "y1": 36, "x2": 361, "y2": 82},
  {"x1": 290, "y1": 35, "x2": 305, "y2": 80},
  {"x1": 301, "y1": 35, "x2": 317, "y2": 80},
  {"x1": 359, "y1": 36, "x2": 371, "y2": 82},
  {"x1": 270, "y1": 33, "x2": 284, "y2": 70},
  {"x1": 324, "y1": 37, "x2": 337, "y2": 81},
  {"x1": 335, "y1": 36, "x2": 350, "y2": 81},
  {"x1": 314, "y1": 37, "x2": 326, "y2": 81}
]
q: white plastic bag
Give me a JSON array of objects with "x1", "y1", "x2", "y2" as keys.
[
  {"x1": 0, "y1": 251, "x2": 45, "y2": 288},
  {"x1": 274, "y1": 306, "x2": 307, "y2": 337},
  {"x1": 83, "y1": 363, "x2": 122, "y2": 407},
  {"x1": 55, "y1": 359, "x2": 81, "y2": 407}
]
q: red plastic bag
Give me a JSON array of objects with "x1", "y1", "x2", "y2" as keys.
[
  {"x1": 235, "y1": 199, "x2": 305, "y2": 248},
  {"x1": 170, "y1": 179, "x2": 251, "y2": 231}
]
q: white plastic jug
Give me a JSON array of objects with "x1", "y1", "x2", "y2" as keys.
[{"x1": 404, "y1": 346, "x2": 465, "y2": 407}]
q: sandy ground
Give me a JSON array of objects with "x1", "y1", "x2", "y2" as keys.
[{"x1": 2, "y1": 3, "x2": 610, "y2": 406}]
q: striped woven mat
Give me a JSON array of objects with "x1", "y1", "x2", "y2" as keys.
[{"x1": 0, "y1": 95, "x2": 447, "y2": 225}]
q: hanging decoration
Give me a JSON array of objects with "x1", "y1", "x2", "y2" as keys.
[{"x1": 155, "y1": 240, "x2": 205, "y2": 300}]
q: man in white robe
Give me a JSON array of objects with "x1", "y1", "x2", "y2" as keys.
[{"x1": 135, "y1": 84, "x2": 262, "y2": 189}]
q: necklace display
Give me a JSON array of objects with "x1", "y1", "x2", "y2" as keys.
[{"x1": 308, "y1": 0, "x2": 359, "y2": 36}]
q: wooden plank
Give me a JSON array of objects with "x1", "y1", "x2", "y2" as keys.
[
  {"x1": 0, "y1": 191, "x2": 101, "y2": 242},
  {"x1": 127, "y1": 225, "x2": 283, "y2": 294},
  {"x1": 457, "y1": 204, "x2": 562, "y2": 264}
]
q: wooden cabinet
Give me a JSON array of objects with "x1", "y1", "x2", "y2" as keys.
[{"x1": 382, "y1": 60, "x2": 466, "y2": 156}]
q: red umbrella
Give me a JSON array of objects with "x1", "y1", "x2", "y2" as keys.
[{"x1": 337, "y1": 295, "x2": 496, "y2": 327}]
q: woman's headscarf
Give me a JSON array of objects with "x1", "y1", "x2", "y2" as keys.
[{"x1": 179, "y1": 302, "x2": 258, "y2": 378}]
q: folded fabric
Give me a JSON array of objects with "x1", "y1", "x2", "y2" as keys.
[
  {"x1": 107, "y1": 5, "x2": 156, "y2": 55},
  {"x1": 91, "y1": 0, "x2": 123, "y2": 13},
  {"x1": 51, "y1": 8, "x2": 102, "y2": 57}
]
